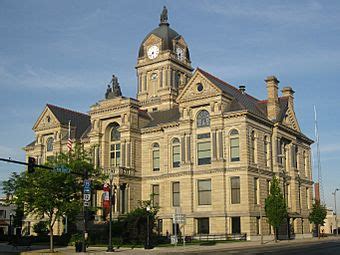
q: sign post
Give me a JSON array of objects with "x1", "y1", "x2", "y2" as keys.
[
  {"x1": 172, "y1": 208, "x2": 186, "y2": 246},
  {"x1": 83, "y1": 173, "x2": 91, "y2": 252}
]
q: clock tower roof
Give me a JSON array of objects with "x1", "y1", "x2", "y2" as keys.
[{"x1": 138, "y1": 6, "x2": 190, "y2": 61}]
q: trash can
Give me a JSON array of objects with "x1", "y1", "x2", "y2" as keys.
[{"x1": 75, "y1": 242, "x2": 83, "y2": 252}]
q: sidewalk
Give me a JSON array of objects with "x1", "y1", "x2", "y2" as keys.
[{"x1": 21, "y1": 236, "x2": 340, "y2": 255}]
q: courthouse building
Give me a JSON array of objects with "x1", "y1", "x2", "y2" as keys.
[{"x1": 24, "y1": 7, "x2": 314, "y2": 240}]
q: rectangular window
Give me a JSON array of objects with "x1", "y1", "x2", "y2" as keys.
[
  {"x1": 0, "y1": 210, "x2": 5, "y2": 219},
  {"x1": 172, "y1": 223, "x2": 180, "y2": 235},
  {"x1": 267, "y1": 180, "x2": 271, "y2": 197},
  {"x1": 231, "y1": 217, "x2": 241, "y2": 234},
  {"x1": 197, "y1": 218, "x2": 210, "y2": 234},
  {"x1": 256, "y1": 217, "x2": 260, "y2": 235},
  {"x1": 157, "y1": 219, "x2": 163, "y2": 236},
  {"x1": 231, "y1": 177, "x2": 240, "y2": 204},
  {"x1": 306, "y1": 187, "x2": 310, "y2": 209},
  {"x1": 254, "y1": 177, "x2": 259, "y2": 204},
  {"x1": 230, "y1": 138, "x2": 240, "y2": 162},
  {"x1": 287, "y1": 184, "x2": 291, "y2": 208},
  {"x1": 291, "y1": 144, "x2": 298, "y2": 168},
  {"x1": 197, "y1": 133, "x2": 210, "y2": 139},
  {"x1": 152, "y1": 184, "x2": 159, "y2": 206},
  {"x1": 172, "y1": 182, "x2": 180, "y2": 207},
  {"x1": 110, "y1": 143, "x2": 120, "y2": 167},
  {"x1": 264, "y1": 139, "x2": 269, "y2": 167},
  {"x1": 153, "y1": 150, "x2": 160, "y2": 171},
  {"x1": 198, "y1": 141, "x2": 211, "y2": 165},
  {"x1": 173, "y1": 145, "x2": 180, "y2": 168},
  {"x1": 198, "y1": 179, "x2": 211, "y2": 205}
]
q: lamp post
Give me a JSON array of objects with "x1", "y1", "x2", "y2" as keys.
[
  {"x1": 145, "y1": 205, "x2": 151, "y2": 249},
  {"x1": 297, "y1": 174, "x2": 302, "y2": 235},
  {"x1": 9, "y1": 212, "x2": 13, "y2": 242},
  {"x1": 278, "y1": 153, "x2": 290, "y2": 240},
  {"x1": 282, "y1": 169, "x2": 290, "y2": 240},
  {"x1": 332, "y1": 188, "x2": 339, "y2": 235},
  {"x1": 107, "y1": 169, "x2": 114, "y2": 252}
]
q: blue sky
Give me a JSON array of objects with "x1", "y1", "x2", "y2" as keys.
[{"x1": 0, "y1": 0, "x2": 339, "y2": 210}]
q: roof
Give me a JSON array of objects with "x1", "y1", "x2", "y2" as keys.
[
  {"x1": 138, "y1": 22, "x2": 190, "y2": 60},
  {"x1": 197, "y1": 68, "x2": 267, "y2": 119},
  {"x1": 26, "y1": 140, "x2": 36, "y2": 147},
  {"x1": 47, "y1": 104, "x2": 91, "y2": 139},
  {"x1": 258, "y1": 97, "x2": 289, "y2": 122},
  {"x1": 143, "y1": 108, "x2": 180, "y2": 128}
]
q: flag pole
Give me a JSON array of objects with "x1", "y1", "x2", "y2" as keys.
[{"x1": 68, "y1": 120, "x2": 71, "y2": 162}]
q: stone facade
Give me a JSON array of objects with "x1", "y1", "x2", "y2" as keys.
[{"x1": 24, "y1": 7, "x2": 314, "y2": 240}]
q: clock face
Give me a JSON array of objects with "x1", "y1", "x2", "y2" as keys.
[
  {"x1": 147, "y1": 45, "x2": 159, "y2": 59},
  {"x1": 176, "y1": 47, "x2": 184, "y2": 61}
]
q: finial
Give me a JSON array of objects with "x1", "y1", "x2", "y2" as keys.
[{"x1": 160, "y1": 6, "x2": 168, "y2": 25}]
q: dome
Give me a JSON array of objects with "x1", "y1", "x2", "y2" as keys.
[{"x1": 138, "y1": 6, "x2": 190, "y2": 60}]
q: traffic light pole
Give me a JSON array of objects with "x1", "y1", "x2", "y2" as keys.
[{"x1": 0, "y1": 157, "x2": 53, "y2": 170}]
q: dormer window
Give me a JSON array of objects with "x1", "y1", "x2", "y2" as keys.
[
  {"x1": 46, "y1": 137, "x2": 53, "y2": 152},
  {"x1": 197, "y1": 110, "x2": 210, "y2": 128}
]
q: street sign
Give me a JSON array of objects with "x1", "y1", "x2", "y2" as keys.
[
  {"x1": 172, "y1": 213, "x2": 186, "y2": 224},
  {"x1": 84, "y1": 179, "x2": 91, "y2": 193},
  {"x1": 54, "y1": 165, "x2": 70, "y2": 173},
  {"x1": 83, "y1": 193, "x2": 91, "y2": 201},
  {"x1": 83, "y1": 201, "x2": 90, "y2": 207},
  {"x1": 84, "y1": 180, "x2": 91, "y2": 188}
]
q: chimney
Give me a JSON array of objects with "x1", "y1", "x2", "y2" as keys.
[
  {"x1": 238, "y1": 85, "x2": 246, "y2": 94},
  {"x1": 282, "y1": 86, "x2": 295, "y2": 108},
  {"x1": 265, "y1": 75, "x2": 280, "y2": 121}
]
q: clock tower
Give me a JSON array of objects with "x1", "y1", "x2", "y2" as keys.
[{"x1": 136, "y1": 6, "x2": 193, "y2": 111}]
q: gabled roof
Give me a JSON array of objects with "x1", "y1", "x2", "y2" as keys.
[
  {"x1": 197, "y1": 68, "x2": 267, "y2": 118},
  {"x1": 46, "y1": 104, "x2": 91, "y2": 139},
  {"x1": 26, "y1": 140, "x2": 36, "y2": 147},
  {"x1": 143, "y1": 108, "x2": 180, "y2": 128}
]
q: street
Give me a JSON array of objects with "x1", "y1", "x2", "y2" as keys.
[
  {"x1": 184, "y1": 240, "x2": 340, "y2": 255},
  {"x1": 1, "y1": 238, "x2": 340, "y2": 254}
]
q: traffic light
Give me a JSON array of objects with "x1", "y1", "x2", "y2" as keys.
[{"x1": 28, "y1": 157, "x2": 36, "y2": 173}]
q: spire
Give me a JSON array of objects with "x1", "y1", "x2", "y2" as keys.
[
  {"x1": 160, "y1": 6, "x2": 169, "y2": 26},
  {"x1": 105, "y1": 74, "x2": 122, "y2": 99}
]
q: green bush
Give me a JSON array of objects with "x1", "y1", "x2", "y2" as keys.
[{"x1": 33, "y1": 221, "x2": 49, "y2": 236}]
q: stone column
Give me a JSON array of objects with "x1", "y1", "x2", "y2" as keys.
[
  {"x1": 121, "y1": 142, "x2": 126, "y2": 167},
  {"x1": 212, "y1": 130, "x2": 217, "y2": 161},
  {"x1": 186, "y1": 134, "x2": 191, "y2": 163},
  {"x1": 181, "y1": 135, "x2": 185, "y2": 164},
  {"x1": 143, "y1": 74, "x2": 147, "y2": 92},
  {"x1": 218, "y1": 130, "x2": 223, "y2": 160},
  {"x1": 126, "y1": 142, "x2": 131, "y2": 168}
]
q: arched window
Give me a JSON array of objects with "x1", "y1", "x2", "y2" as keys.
[
  {"x1": 46, "y1": 137, "x2": 53, "y2": 152},
  {"x1": 230, "y1": 129, "x2": 240, "y2": 162},
  {"x1": 152, "y1": 143, "x2": 160, "y2": 171},
  {"x1": 250, "y1": 131, "x2": 256, "y2": 163},
  {"x1": 197, "y1": 110, "x2": 210, "y2": 128},
  {"x1": 110, "y1": 123, "x2": 120, "y2": 141},
  {"x1": 110, "y1": 123, "x2": 120, "y2": 167},
  {"x1": 172, "y1": 138, "x2": 180, "y2": 168}
]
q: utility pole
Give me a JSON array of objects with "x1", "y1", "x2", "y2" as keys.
[
  {"x1": 107, "y1": 169, "x2": 114, "y2": 252},
  {"x1": 333, "y1": 188, "x2": 339, "y2": 235}
]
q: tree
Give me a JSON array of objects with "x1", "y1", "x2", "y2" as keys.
[
  {"x1": 309, "y1": 201, "x2": 327, "y2": 239},
  {"x1": 265, "y1": 176, "x2": 287, "y2": 242},
  {"x1": 33, "y1": 221, "x2": 49, "y2": 236},
  {"x1": 2, "y1": 143, "x2": 103, "y2": 252},
  {"x1": 118, "y1": 200, "x2": 159, "y2": 245}
]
